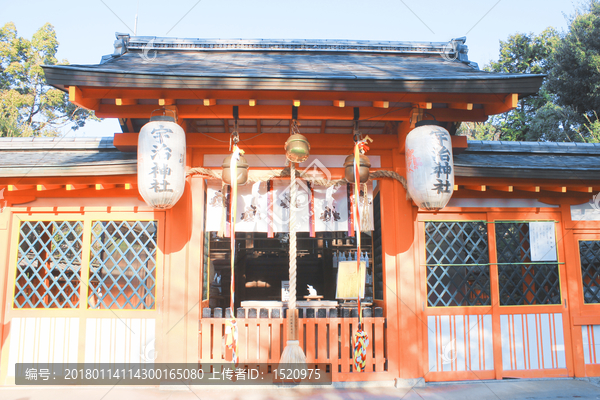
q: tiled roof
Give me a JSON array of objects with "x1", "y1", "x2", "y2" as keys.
[
  {"x1": 454, "y1": 140, "x2": 600, "y2": 180},
  {"x1": 42, "y1": 35, "x2": 543, "y2": 95},
  {"x1": 2, "y1": 137, "x2": 599, "y2": 180},
  {"x1": 0, "y1": 137, "x2": 136, "y2": 177}
]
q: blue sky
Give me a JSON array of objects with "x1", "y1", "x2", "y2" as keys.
[{"x1": 1, "y1": 0, "x2": 579, "y2": 137}]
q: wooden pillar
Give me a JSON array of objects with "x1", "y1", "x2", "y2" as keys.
[
  {"x1": 560, "y1": 203, "x2": 586, "y2": 377},
  {"x1": 0, "y1": 207, "x2": 13, "y2": 381},
  {"x1": 160, "y1": 178, "x2": 197, "y2": 362}
]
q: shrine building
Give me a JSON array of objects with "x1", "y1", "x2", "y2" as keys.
[{"x1": 0, "y1": 34, "x2": 599, "y2": 384}]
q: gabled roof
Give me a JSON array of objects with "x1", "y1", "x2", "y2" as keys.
[{"x1": 43, "y1": 35, "x2": 543, "y2": 95}]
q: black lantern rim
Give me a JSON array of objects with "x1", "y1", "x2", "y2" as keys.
[
  {"x1": 415, "y1": 120, "x2": 446, "y2": 128},
  {"x1": 149, "y1": 115, "x2": 176, "y2": 123}
]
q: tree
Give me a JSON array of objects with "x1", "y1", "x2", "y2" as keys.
[
  {"x1": 547, "y1": 0, "x2": 600, "y2": 119},
  {"x1": 0, "y1": 22, "x2": 96, "y2": 137},
  {"x1": 461, "y1": 1, "x2": 600, "y2": 143},
  {"x1": 480, "y1": 28, "x2": 561, "y2": 142}
]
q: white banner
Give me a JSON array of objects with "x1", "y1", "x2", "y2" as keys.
[{"x1": 206, "y1": 180, "x2": 374, "y2": 233}]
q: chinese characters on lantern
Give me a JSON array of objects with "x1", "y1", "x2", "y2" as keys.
[
  {"x1": 431, "y1": 131, "x2": 452, "y2": 195},
  {"x1": 148, "y1": 126, "x2": 173, "y2": 193}
]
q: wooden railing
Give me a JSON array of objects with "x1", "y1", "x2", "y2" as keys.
[{"x1": 199, "y1": 317, "x2": 389, "y2": 381}]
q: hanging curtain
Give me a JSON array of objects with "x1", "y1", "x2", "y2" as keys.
[{"x1": 206, "y1": 180, "x2": 374, "y2": 233}]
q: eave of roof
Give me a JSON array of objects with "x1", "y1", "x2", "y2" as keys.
[
  {"x1": 42, "y1": 36, "x2": 544, "y2": 96},
  {"x1": 454, "y1": 141, "x2": 600, "y2": 180},
  {"x1": 0, "y1": 137, "x2": 136, "y2": 177},
  {"x1": 2, "y1": 138, "x2": 600, "y2": 181}
]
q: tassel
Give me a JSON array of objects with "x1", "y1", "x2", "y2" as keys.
[{"x1": 353, "y1": 326, "x2": 369, "y2": 372}]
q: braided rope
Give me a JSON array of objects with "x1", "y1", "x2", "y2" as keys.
[
  {"x1": 186, "y1": 167, "x2": 408, "y2": 192},
  {"x1": 288, "y1": 162, "x2": 297, "y2": 322}
]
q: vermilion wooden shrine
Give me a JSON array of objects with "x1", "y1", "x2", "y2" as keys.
[{"x1": 1, "y1": 34, "x2": 600, "y2": 384}]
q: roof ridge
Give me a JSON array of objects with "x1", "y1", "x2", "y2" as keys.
[{"x1": 111, "y1": 33, "x2": 473, "y2": 63}]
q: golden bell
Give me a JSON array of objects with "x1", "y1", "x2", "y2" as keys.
[
  {"x1": 222, "y1": 154, "x2": 249, "y2": 185},
  {"x1": 344, "y1": 154, "x2": 371, "y2": 183},
  {"x1": 285, "y1": 133, "x2": 310, "y2": 163}
]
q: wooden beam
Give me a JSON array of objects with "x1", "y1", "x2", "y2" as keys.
[
  {"x1": 114, "y1": 131, "x2": 399, "y2": 150},
  {"x1": 542, "y1": 186, "x2": 567, "y2": 193},
  {"x1": 412, "y1": 102, "x2": 432, "y2": 109},
  {"x1": 451, "y1": 136, "x2": 468, "y2": 154},
  {"x1": 256, "y1": 119, "x2": 261, "y2": 134},
  {"x1": 566, "y1": 186, "x2": 593, "y2": 193},
  {"x1": 484, "y1": 93, "x2": 518, "y2": 115},
  {"x1": 116, "y1": 98, "x2": 138, "y2": 106},
  {"x1": 66, "y1": 184, "x2": 90, "y2": 191},
  {"x1": 96, "y1": 104, "x2": 487, "y2": 122},
  {"x1": 333, "y1": 100, "x2": 345, "y2": 108},
  {"x1": 320, "y1": 120, "x2": 327, "y2": 134},
  {"x1": 515, "y1": 185, "x2": 540, "y2": 193},
  {"x1": 68, "y1": 86, "x2": 99, "y2": 110},
  {"x1": 489, "y1": 185, "x2": 513, "y2": 192},
  {"x1": 223, "y1": 119, "x2": 230, "y2": 134},
  {"x1": 77, "y1": 87, "x2": 528, "y2": 104},
  {"x1": 158, "y1": 99, "x2": 175, "y2": 106},
  {"x1": 36, "y1": 184, "x2": 62, "y2": 191},
  {"x1": 8, "y1": 185, "x2": 34, "y2": 191},
  {"x1": 463, "y1": 185, "x2": 486, "y2": 192},
  {"x1": 373, "y1": 101, "x2": 389, "y2": 109},
  {"x1": 95, "y1": 184, "x2": 116, "y2": 190},
  {"x1": 448, "y1": 103, "x2": 473, "y2": 111}
]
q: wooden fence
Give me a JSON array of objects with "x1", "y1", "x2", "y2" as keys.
[{"x1": 199, "y1": 317, "x2": 389, "y2": 381}]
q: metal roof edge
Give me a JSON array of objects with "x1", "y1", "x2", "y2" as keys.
[
  {"x1": 0, "y1": 137, "x2": 116, "y2": 151},
  {"x1": 42, "y1": 64, "x2": 545, "y2": 81},
  {"x1": 465, "y1": 140, "x2": 600, "y2": 154},
  {"x1": 0, "y1": 163, "x2": 137, "y2": 177}
]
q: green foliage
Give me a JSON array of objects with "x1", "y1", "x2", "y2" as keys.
[
  {"x1": 480, "y1": 29, "x2": 562, "y2": 142},
  {"x1": 583, "y1": 111, "x2": 600, "y2": 141},
  {"x1": 547, "y1": 0, "x2": 600, "y2": 118},
  {"x1": 0, "y1": 22, "x2": 97, "y2": 137},
  {"x1": 460, "y1": 1, "x2": 600, "y2": 142}
]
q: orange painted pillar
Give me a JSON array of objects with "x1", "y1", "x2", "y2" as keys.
[
  {"x1": 159, "y1": 178, "x2": 198, "y2": 363},
  {"x1": 380, "y1": 120, "x2": 422, "y2": 380},
  {"x1": 560, "y1": 203, "x2": 586, "y2": 377}
]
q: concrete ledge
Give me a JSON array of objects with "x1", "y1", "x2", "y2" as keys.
[{"x1": 394, "y1": 377, "x2": 426, "y2": 388}]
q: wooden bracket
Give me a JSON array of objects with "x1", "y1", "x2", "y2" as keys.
[
  {"x1": 484, "y1": 93, "x2": 518, "y2": 115},
  {"x1": 68, "y1": 86, "x2": 99, "y2": 110}
]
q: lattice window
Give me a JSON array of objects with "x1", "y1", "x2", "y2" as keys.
[
  {"x1": 88, "y1": 221, "x2": 157, "y2": 309},
  {"x1": 495, "y1": 222, "x2": 561, "y2": 305},
  {"x1": 579, "y1": 241, "x2": 600, "y2": 304},
  {"x1": 14, "y1": 221, "x2": 83, "y2": 308},
  {"x1": 425, "y1": 222, "x2": 490, "y2": 307}
]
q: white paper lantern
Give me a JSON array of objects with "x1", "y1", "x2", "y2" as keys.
[
  {"x1": 137, "y1": 115, "x2": 186, "y2": 209},
  {"x1": 405, "y1": 121, "x2": 454, "y2": 210}
]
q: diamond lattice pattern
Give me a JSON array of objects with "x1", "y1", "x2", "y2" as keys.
[
  {"x1": 579, "y1": 241, "x2": 600, "y2": 304},
  {"x1": 495, "y1": 222, "x2": 561, "y2": 305},
  {"x1": 14, "y1": 221, "x2": 83, "y2": 308},
  {"x1": 88, "y1": 221, "x2": 157, "y2": 309},
  {"x1": 425, "y1": 222, "x2": 490, "y2": 307}
]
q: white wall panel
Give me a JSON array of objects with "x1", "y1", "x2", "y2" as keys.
[{"x1": 7, "y1": 317, "x2": 79, "y2": 377}]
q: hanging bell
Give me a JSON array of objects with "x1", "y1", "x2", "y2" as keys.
[
  {"x1": 285, "y1": 133, "x2": 310, "y2": 163},
  {"x1": 222, "y1": 154, "x2": 249, "y2": 185},
  {"x1": 344, "y1": 153, "x2": 371, "y2": 183}
]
